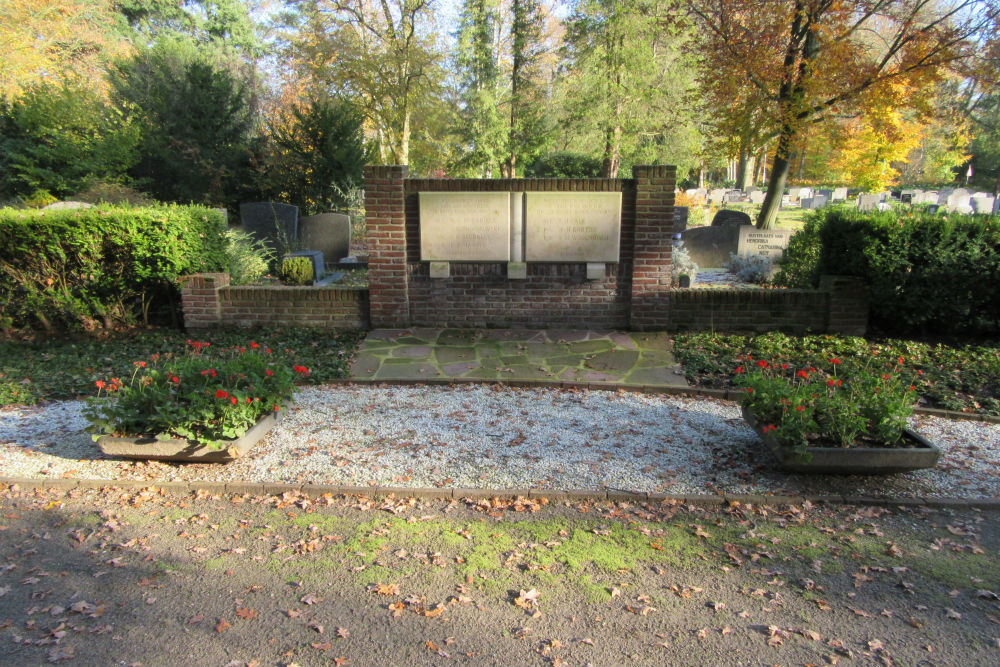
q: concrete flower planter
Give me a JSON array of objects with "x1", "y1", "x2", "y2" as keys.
[
  {"x1": 742, "y1": 405, "x2": 940, "y2": 474},
  {"x1": 98, "y1": 407, "x2": 288, "y2": 463}
]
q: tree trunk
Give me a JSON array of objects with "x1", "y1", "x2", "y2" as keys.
[
  {"x1": 736, "y1": 148, "x2": 751, "y2": 190},
  {"x1": 756, "y1": 130, "x2": 794, "y2": 229},
  {"x1": 400, "y1": 109, "x2": 410, "y2": 165},
  {"x1": 601, "y1": 124, "x2": 621, "y2": 178}
]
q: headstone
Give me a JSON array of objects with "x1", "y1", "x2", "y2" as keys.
[
  {"x1": 749, "y1": 190, "x2": 766, "y2": 205},
  {"x1": 42, "y1": 201, "x2": 94, "y2": 210},
  {"x1": 995, "y1": 198, "x2": 1000, "y2": 215},
  {"x1": 695, "y1": 188, "x2": 708, "y2": 201},
  {"x1": 419, "y1": 192, "x2": 510, "y2": 261},
  {"x1": 947, "y1": 192, "x2": 973, "y2": 213},
  {"x1": 916, "y1": 191, "x2": 938, "y2": 205},
  {"x1": 937, "y1": 189, "x2": 954, "y2": 205},
  {"x1": 299, "y1": 212, "x2": 352, "y2": 265},
  {"x1": 877, "y1": 202, "x2": 892, "y2": 212},
  {"x1": 240, "y1": 202, "x2": 299, "y2": 251},
  {"x1": 857, "y1": 194, "x2": 880, "y2": 212},
  {"x1": 724, "y1": 191, "x2": 743, "y2": 203},
  {"x1": 525, "y1": 192, "x2": 622, "y2": 262},
  {"x1": 900, "y1": 193, "x2": 913, "y2": 204},
  {"x1": 801, "y1": 195, "x2": 828, "y2": 210},
  {"x1": 926, "y1": 204, "x2": 940, "y2": 214},
  {"x1": 679, "y1": 225, "x2": 742, "y2": 269},
  {"x1": 971, "y1": 196, "x2": 995, "y2": 213},
  {"x1": 674, "y1": 206, "x2": 689, "y2": 233},
  {"x1": 737, "y1": 226, "x2": 794, "y2": 260},
  {"x1": 798, "y1": 187, "x2": 813, "y2": 200},
  {"x1": 818, "y1": 189, "x2": 834, "y2": 200},
  {"x1": 831, "y1": 187, "x2": 848, "y2": 201},
  {"x1": 710, "y1": 209, "x2": 752, "y2": 228},
  {"x1": 212, "y1": 208, "x2": 229, "y2": 225},
  {"x1": 708, "y1": 188, "x2": 727, "y2": 205}
]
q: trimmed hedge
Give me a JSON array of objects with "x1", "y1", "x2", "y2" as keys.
[
  {"x1": 776, "y1": 208, "x2": 1000, "y2": 335},
  {"x1": 0, "y1": 205, "x2": 228, "y2": 330}
]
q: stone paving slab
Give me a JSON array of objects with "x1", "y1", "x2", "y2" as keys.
[{"x1": 349, "y1": 328, "x2": 690, "y2": 388}]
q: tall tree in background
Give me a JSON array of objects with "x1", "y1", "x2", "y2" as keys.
[
  {"x1": 115, "y1": 0, "x2": 265, "y2": 58},
  {"x1": 561, "y1": 0, "x2": 697, "y2": 178},
  {"x1": 454, "y1": 0, "x2": 506, "y2": 176},
  {"x1": 276, "y1": 0, "x2": 442, "y2": 165},
  {"x1": 0, "y1": 0, "x2": 129, "y2": 101},
  {"x1": 687, "y1": 0, "x2": 997, "y2": 229},
  {"x1": 504, "y1": 0, "x2": 550, "y2": 177}
]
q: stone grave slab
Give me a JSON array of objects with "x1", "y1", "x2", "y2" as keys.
[
  {"x1": 749, "y1": 191, "x2": 766, "y2": 204},
  {"x1": 419, "y1": 192, "x2": 510, "y2": 261},
  {"x1": 857, "y1": 194, "x2": 880, "y2": 212},
  {"x1": 674, "y1": 206, "x2": 689, "y2": 233},
  {"x1": 801, "y1": 195, "x2": 827, "y2": 210},
  {"x1": 832, "y1": 187, "x2": 848, "y2": 201},
  {"x1": 737, "y1": 226, "x2": 793, "y2": 260},
  {"x1": 525, "y1": 192, "x2": 621, "y2": 262},
  {"x1": 972, "y1": 196, "x2": 995, "y2": 214},
  {"x1": 240, "y1": 202, "x2": 299, "y2": 250},
  {"x1": 299, "y1": 213, "x2": 351, "y2": 265}
]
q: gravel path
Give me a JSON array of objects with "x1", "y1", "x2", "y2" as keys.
[{"x1": 2, "y1": 384, "x2": 999, "y2": 499}]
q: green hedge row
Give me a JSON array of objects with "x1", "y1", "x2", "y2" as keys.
[
  {"x1": 0, "y1": 205, "x2": 228, "y2": 330},
  {"x1": 776, "y1": 208, "x2": 1000, "y2": 336}
]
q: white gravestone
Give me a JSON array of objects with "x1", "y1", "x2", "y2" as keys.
[
  {"x1": 419, "y1": 192, "x2": 511, "y2": 261},
  {"x1": 737, "y1": 227, "x2": 793, "y2": 260},
  {"x1": 525, "y1": 192, "x2": 622, "y2": 262}
]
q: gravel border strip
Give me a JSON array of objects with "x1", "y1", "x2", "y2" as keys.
[
  {"x1": 4, "y1": 477, "x2": 1000, "y2": 510},
  {"x1": 328, "y1": 377, "x2": 1000, "y2": 424}
]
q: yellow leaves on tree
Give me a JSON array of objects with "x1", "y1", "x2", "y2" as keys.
[
  {"x1": 827, "y1": 86, "x2": 926, "y2": 192},
  {"x1": 0, "y1": 0, "x2": 129, "y2": 101}
]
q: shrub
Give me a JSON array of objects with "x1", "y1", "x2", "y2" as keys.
[
  {"x1": 671, "y1": 240, "x2": 698, "y2": 285},
  {"x1": 0, "y1": 205, "x2": 229, "y2": 330},
  {"x1": 727, "y1": 253, "x2": 773, "y2": 284},
  {"x1": 775, "y1": 208, "x2": 1000, "y2": 335},
  {"x1": 280, "y1": 256, "x2": 314, "y2": 286},
  {"x1": 222, "y1": 228, "x2": 273, "y2": 285}
]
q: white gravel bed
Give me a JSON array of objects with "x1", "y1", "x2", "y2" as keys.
[{"x1": 1, "y1": 384, "x2": 999, "y2": 499}]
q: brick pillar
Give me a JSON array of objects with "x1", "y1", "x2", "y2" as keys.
[
  {"x1": 629, "y1": 165, "x2": 676, "y2": 330},
  {"x1": 364, "y1": 165, "x2": 410, "y2": 328},
  {"x1": 180, "y1": 273, "x2": 229, "y2": 330},
  {"x1": 820, "y1": 275, "x2": 869, "y2": 335}
]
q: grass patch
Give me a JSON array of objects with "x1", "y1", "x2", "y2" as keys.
[
  {"x1": 0, "y1": 326, "x2": 365, "y2": 406},
  {"x1": 672, "y1": 330, "x2": 1000, "y2": 416}
]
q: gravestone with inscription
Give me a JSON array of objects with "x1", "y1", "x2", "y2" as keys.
[
  {"x1": 674, "y1": 206, "x2": 689, "y2": 233},
  {"x1": 857, "y1": 194, "x2": 880, "y2": 212},
  {"x1": 240, "y1": 202, "x2": 299, "y2": 252},
  {"x1": 299, "y1": 213, "x2": 352, "y2": 266},
  {"x1": 737, "y1": 226, "x2": 793, "y2": 260},
  {"x1": 419, "y1": 192, "x2": 511, "y2": 261},
  {"x1": 524, "y1": 192, "x2": 622, "y2": 262}
]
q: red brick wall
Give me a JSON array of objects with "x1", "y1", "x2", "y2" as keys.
[
  {"x1": 181, "y1": 277, "x2": 368, "y2": 330},
  {"x1": 630, "y1": 165, "x2": 676, "y2": 330},
  {"x1": 364, "y1": 165, "x2": 410, "y2": 328},
  {"x1": 402, "y1": 176, "x2": 639, "y2": 328}
]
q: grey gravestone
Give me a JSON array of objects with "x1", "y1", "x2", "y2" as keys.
[
  {"x1": 995, "y1": 198, "x2": 1000, "y2": 215},
  {"x1": 695, "y1": 188, "x2": 707, "y2": 201},
  {"x1": 673, "y1": 206, "x2": 689, "y2": 233},
  {"x1": 857, "y1": 194, "x2": 880, "y2": 212},
  {"x1": 708, "y1": 188, "x2": 727, "y2": 205},
  {"x1": 749, "y1": 191, "x2": 766, "y2": 204},
  {"x1": 947, "y1": 192, "x2": 973, "y2": 213},
  {"x1": 801, "y1": 195, "x2": 828, "y2": 210},
  {"x1": 240, "y1": 202, "x2": 299, "y2": 251},
  {"x1": 680, "y1": 225, "x2": 743, "y2": 269},
  {"x1": 724, "y1": 191, "x2": 743, "y2": 203},
  {"x1": 900, "y1": 193, "x2": 913, "y2": 204},
  {"x1": 832, "y1": 187, "x2": 848, "y2": 201},
  {"x1": 299, "y1": 212, "x2": 352, "y2": 266},
  {"x1": 937, "y1": 189, "x2": 954, "y2": 205},
  {"x1": 926, "y1": 204, "x2": 941, "y2": 214},
  {"x1": 877, "y1": 202, "x2": 892, "y2": 212},
  {"x1": 818, "y1": 189, "x2": 834, "y2": 200},
  {"x1": 971, "y1": 196, "x2": 995, "y2": 213},
  {"x1": 710, "y1": 209, "x2": 752, "y2": 228},
  {"x1": 916, "y1": 191, "x2": 938, "y2": 204}
]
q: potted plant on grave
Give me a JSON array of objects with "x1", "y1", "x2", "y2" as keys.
[
  {"x1": 84, "y1": 340, "x2": 308, "y2": 462},
  {"x1": 735, "y1": 355, "x2": 940, "y2": 473}
]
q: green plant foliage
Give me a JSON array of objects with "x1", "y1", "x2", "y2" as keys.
[
  {"x1": 84, "y1": 341, "x2": 306, "y2": 448},
  {"x1": 110, "y1": 39, "x2": 258, "y2": 209},
  {"x1": 279, "y1": 256, "x2": 314, "y2": 286},
  {"x1": 672, "y1": 331, "x2": 1000, "y2": 417},
  {"x1": 0, "y1": 82, "x2": 139, "y2": 201},
  {"x1": 774, "y1": 208, "x2": 1000, "y2": 335},
  {"x1": 524, "y1": 151, "x2": 603, "y2": 178},
  {"x1": 222, "y1": 228, "x2": 273, "y2": 285},
  {"x1": 0, "y1": 205, "x2": 229, "y2": 330},
  {"x1": 0, "y1": 327, "x2": 365, "y2": 407},
  {"x1": 260, "y1": 96, "x2": 368, "y2": 215}
]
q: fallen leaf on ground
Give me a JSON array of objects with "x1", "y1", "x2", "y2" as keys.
[{"x1": 215, "y1": 618, "x2": 231, "y2": 633}]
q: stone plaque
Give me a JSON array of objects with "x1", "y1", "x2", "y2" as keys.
[
  {"x1": 525, "y1": 192, "x2": 621, "y2": 262},
  {"x1": 737, "y1": 227, "x2": 793, "y2": 260},
  {"x1": 419, "y1": 192, "x2": 510, "y2": 261}
]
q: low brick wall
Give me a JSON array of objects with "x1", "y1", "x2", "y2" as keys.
[
  {"x1": 666, "y1": 276, "x2": 869, "y2": 335},
  {"x1": 181, "y1": 273, "x2": 369, "y2": 330}
]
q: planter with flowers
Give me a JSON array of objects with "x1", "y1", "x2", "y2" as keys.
[
  {"x1": 85, "y1": 340, "x2": 309, "y2": 462},
  {"x1": 735, "y1": 355, "x2": 940, "y2": 474}
]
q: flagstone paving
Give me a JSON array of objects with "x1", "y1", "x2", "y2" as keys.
[{"x1": 349, "y1": 328, "x2": 689, "y2": 387}]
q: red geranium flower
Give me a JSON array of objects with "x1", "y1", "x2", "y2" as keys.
[
  {"x1": 796, "y1": 370, "x2": 809, "y2": 380},
  {"x1": 95, "y1": 380, "x2": 106, "y2": 389},
  {"x1": 829, "y1": 358, "x2": 841, "y2": 365},
  {"x1": 756, "y1": 360, "x2": 768, "y2": 368},
  {"x1": 216, "y1": 390, "x2": 229, "y2": 399}
]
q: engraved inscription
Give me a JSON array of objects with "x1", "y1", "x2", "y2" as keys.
[
  {"x1": 737, "y1": 227, "x2": 793, "y2": 259},
  {"x1": 419, "y1": 192, "x2": 511, "y2": 261},
  {"x1": 525, "y1": 192, "x2": 621, "y2": 262}
]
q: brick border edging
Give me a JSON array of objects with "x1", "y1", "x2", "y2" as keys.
[
  {"x1": 318, "y1": 377, "x2": 1000, "y2": 424},
  {"x1": 3, "y1": 477, "x2": 998, "y2": 509}
]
